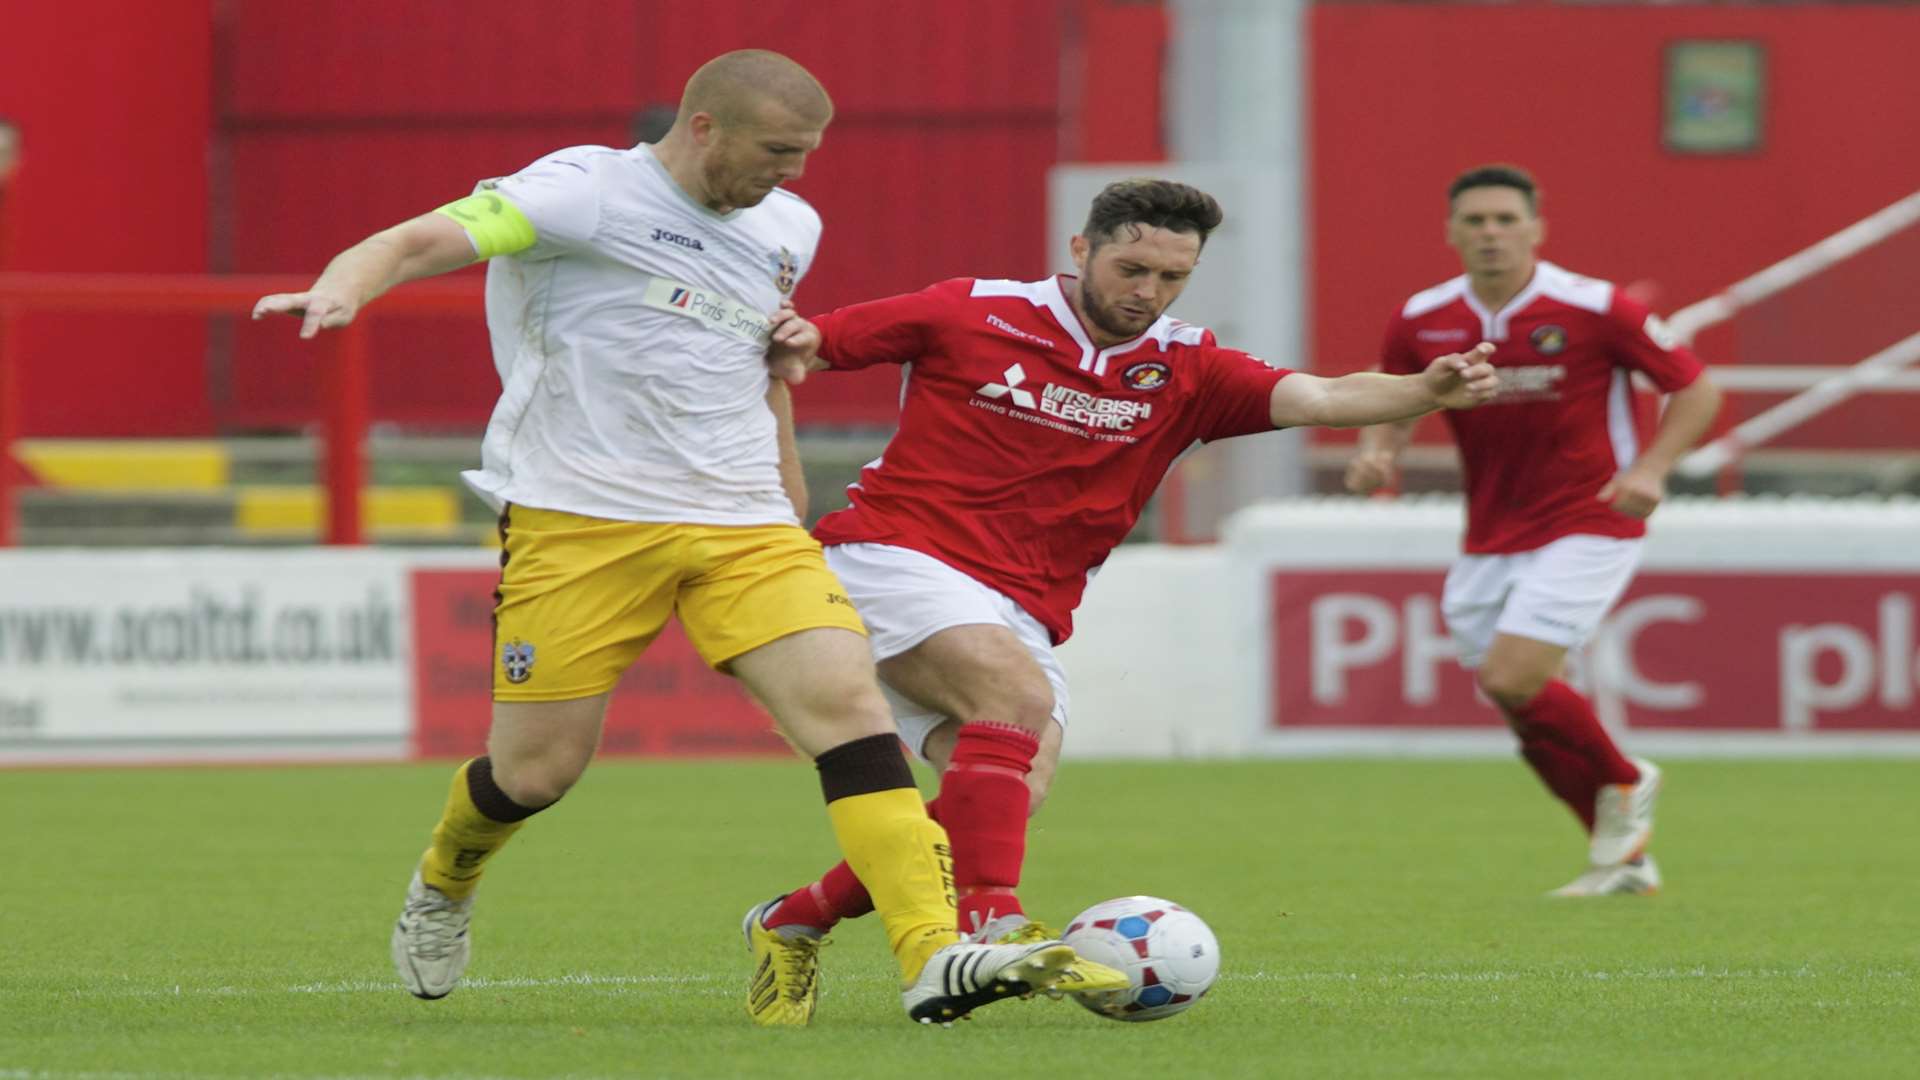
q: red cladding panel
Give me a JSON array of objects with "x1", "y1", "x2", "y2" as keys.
[
  {"x1": 1309, "y1": 5, "x2": 1920, "y2": 451},
  {"x1": 223, "y1": 0, "x2": 1068, "y2": 430},
  {"x1": 1066, "y1": 0, "x2": 1169, "y2": 162},
  {"x1": 226, "y1": 0, "x2": 644, "y2": 118},
  {"x1": 0, "y1": 2, "x2": 213, "y2": 435}
]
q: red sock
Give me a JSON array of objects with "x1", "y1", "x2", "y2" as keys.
[
  {"x1": 942, "y1": 723, "x2": 1039, "y2": 934},
  {"x1": 765, "y1": 860, "x2": 873, "y2": 931},
  {"x1": 1515, "y1": 680, "x2": 1640, "y2": 785},
  {"x1": 1517, "y1": 731, "x2": 1600, "y2": 831},
  {"x1": 765, "y1": 797, "x2": 945, "y2": 931}
]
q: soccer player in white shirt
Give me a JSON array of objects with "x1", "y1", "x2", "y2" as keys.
[{"x1": 254, "y1": 49, "x2": 1088, "y2": 1026}]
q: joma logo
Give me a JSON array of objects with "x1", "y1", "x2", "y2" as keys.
[{"x1": 651, "y1": 227, "x2": 705, "y2": 251}]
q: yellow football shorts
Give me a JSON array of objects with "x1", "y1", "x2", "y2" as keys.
[{"x1": 490, "y1": 505, "x2": 867, "y2": 701}]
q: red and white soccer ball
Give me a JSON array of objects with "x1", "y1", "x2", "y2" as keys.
[{"x1": 1061, "y1": 895, "x2": 1220, "y2": 1021}]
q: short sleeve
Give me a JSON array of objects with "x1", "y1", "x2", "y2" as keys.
[
  {"x1": 1193, "y1": 348, "x2": 1291, "y2": 441},
  {"x1": 486, "y1": 151, "x2": 602, "y2": 260},
  {"x1": 1380, "y1": 311, "x2": 1422, "y2": 375},
  {"x1": 1608, "y1": 293, "x2": 1705, "y2": 393}
]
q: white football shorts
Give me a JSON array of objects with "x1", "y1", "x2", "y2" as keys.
[
  {"x1": 823, "y1": 542, "x2": 1069, "y2": 759},
  {"x1": 1440, "y1": 533, "x2": 1644, "y2": 668}
]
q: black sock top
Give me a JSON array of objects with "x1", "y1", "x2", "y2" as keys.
[
  {"x1": 466, "y1": 754, "x2": 547, "y2": 823},
  {"x1": 814, "y1": 733, "x2": 915, "y2": 803}
]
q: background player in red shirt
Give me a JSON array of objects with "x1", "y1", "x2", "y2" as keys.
[
  {"x1": 741, "y1": 178, "x2": 1501, "y2": 1025},
  {"x1": 1346, "y1": 164, "x2": 1723, "y2": 897}
]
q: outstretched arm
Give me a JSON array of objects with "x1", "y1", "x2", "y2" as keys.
[
  {"x1": 251, "y1": 212, "x2": 481, "y2": 338},
  {"x1": 1271, "y1": 343, "x2": 1497, "y2": 429}
]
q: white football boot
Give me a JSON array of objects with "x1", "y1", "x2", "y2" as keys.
[
  {"x1": 901, "y1": 938, "x2": 1076, "y2": 1025},
  {"x1": 972, "y1": 914, "x2": 1131, "y2": 998},
  {"x1": 391, "y1": 870, "x2": 474, "y2": 999},
  {"x1": 1589, "y1": 757, "x2": 1662, "y2": 867},
  {"x1": 1549, "y1": 855, "x2": 1663, "y2": 897}
]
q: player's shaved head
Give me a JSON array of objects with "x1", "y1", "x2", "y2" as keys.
[{"x1": 677, "y1": 50, "x2": 833, "y2": 129}]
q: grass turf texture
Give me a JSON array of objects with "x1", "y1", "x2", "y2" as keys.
[{"x1": 1, "y1": 759, "x2": 1914, "y2": 1079}]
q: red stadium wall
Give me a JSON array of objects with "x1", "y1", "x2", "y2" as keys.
[
  {"x1": 1308, "y1": 4, "x2": 1920, "y2": 450},
  {"x1": 15, "y1": 4, "x2": 1919, "y2": 448},
  {"x1": 0, "y1": 1, "x2": 213, "y2": 436},
  {"x1": 219, "y1": 0, "x2": 1163, "y2": 432},
  {"x1": 3, "y1": 0, "x2": 1161, "y2": 437}
]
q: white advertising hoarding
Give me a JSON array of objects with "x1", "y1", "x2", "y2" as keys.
[
  {"x1": 0, "y1": 550, "x2": 418, "y2": 761},
  {"x1": 1060, "y1": 497, "x2": 1920, "y2": 758},
  {"x1": 4, "y1": 498, "x2": 1915, "y2": 766}
]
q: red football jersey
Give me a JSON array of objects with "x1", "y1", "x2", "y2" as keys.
[
  {"x1": 1382, "y1": 261, "x2": 1705, "y2": 554},
  {"x1": 811, "y1": 275, "x2": 1291, "y2": 643}
]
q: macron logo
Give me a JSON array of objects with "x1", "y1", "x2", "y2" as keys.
[
  {"x1": 977, "y1": 363, "x2": 1036, "y2": 409},
  {"x1": 986, "y1": 314, "x2": 1057, "y2": 350}
]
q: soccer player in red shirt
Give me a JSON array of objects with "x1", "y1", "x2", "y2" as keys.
[
  {"x1": 1346, "y1": 164, "x2": 1723, "y2": 897},
  {"x1": 739, "y1": 178, "x2": 1501, "y2": 1024}
]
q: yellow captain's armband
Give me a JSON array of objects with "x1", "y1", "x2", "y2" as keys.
[{"x1": 434, "y1": 191, "x2": 537, "y2": 259}]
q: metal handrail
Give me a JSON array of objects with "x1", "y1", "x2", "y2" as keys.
[{"x1": 0, "y1": 272, "x2": 483, "y2": 545}]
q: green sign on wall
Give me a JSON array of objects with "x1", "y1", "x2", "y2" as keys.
[{"x1": 1664, "y1": 41, "x2": 1766, "y2": 154}]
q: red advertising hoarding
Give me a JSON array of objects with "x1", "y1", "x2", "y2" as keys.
[
  {"x1": 1273, "y1": 572, "x2": 1918, "y2": 732},
  {"x1": 411, "y1": 570, "x2": 792, "y2": 758}
]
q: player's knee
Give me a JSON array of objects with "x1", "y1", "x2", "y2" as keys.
[
  {"x1": 1476, "y1": 664, "x2": 1545, "y2": 712},
  {"x1": 491, "y1": 759, "x2": 578, "y2": 809},
  {"x1": 962, "y1": 676, "x2": 1054, "y2": 733}
]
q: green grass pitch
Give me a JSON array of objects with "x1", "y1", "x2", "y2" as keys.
[{"x1": 2, "y1": 758, "x2": 1915, "y2": 1079}]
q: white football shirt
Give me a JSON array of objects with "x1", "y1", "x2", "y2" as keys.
[{"x1": 460, "y1": 143, "x2": 820, "y2": 525}]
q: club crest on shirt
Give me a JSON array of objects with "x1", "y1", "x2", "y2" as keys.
[
  {"x1": 770, "y1": 247, "x2": 798, "y2": 295},
  {"x1": 1530, "y1": 324, "x2": 1568, "y2": 356},
  {"x1": 500, "y1": 639, "x2": 536, "y2": 684},
  {"x1": 1121, "y1": 360, "x2": 1173, "y2": 393}
]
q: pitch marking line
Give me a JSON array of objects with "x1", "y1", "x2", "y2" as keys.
[{"x1": 18, "y1": 965, "x2": 1908, "y2": 1003}]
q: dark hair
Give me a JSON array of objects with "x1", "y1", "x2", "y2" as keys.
[
  {"x1": 1448, "y1": 164, "x2": 1538, "y2": 213},
  {"x1": 1082, "y1": 178, "x2": 1224, "y2": 250}
]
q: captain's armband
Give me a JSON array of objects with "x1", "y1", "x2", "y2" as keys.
[{"x1": 433, "y1": 191, "x2": 537, "y2": 259}]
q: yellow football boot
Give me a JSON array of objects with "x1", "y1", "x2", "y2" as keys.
[{"x1": 743, "y1": 897, "x2": 827, "y2": 1026}]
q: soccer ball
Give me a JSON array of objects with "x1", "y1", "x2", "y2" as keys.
[{"x1": 1061, "y1": 895, "x2": 1220, "y2": 1021}]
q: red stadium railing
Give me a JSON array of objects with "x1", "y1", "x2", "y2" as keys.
[{"x1": 0, "y1": 273, "x2": 483, "y2": 546}]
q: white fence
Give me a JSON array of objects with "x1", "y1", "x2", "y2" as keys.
[
  {"x1": 1058, "y1": 496, "x2": 1920, "y2": 759},
  {"x1": 4, "y1": 497, "x2": 1917, "y2": 765}
]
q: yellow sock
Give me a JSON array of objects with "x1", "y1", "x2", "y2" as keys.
[
  {"x1": 825, "y1": 786, "x2": 960, "y2": 983},
  {"x1": 418, "y1": 758, "x2": 531, "y2": 901}
]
